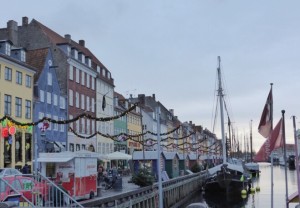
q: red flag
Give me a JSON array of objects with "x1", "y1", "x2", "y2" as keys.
[
  {"x1": 269, "y1": 118, "x2": 283, "y2": 151},
  {"x1": 258, "y1": 89, "x2": 273, "y2": 138},
  {"x1": 254, "y1": 118, "x2": 283, "y2": 162}
]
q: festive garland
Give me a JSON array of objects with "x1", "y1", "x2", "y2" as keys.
[{"x1": 0, "y1": 103, "x2": 138, "y2": 126}]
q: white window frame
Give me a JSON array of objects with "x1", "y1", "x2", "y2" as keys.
[
  {"x1": 91, "y1": 77, "x2": 95, "y2": 90},
  {"x1": 40, "y1": 90, "x2": 45, "y2": 102},
  {"x1": 86, "y1": 96, "x2": 90, "y2": 111},
  {"x1": 60, "y1": 117, "x2": 65, "y2": 132},
  {"x1": 76, "y1": 92, "x2": 79, "y2": 108},
  {"x1": 69, "y1": 65, "x2": 73, "y2": 80},
  {"x1": 47, "y1": 92, "x2": 51, "y2": 104},
  {"x1": 76, "y1": 68, "x2": 79, "y2": 83},
  {"x1": 53, "y1": 115, "x2": 58, "y2": 131},
  {"x1": 60, "y1": 96, "x2": 65, "y2": 109},
  {"x1": 69, "y1": 90, "x2": 73, "y2": 106},
  {"x1": 86, "y1": 74, "x2": 90, "y2": 88},
  {"x1": 47, "y1": 72, "x2": 52, "y2": 86},
  {"x1": 69, "y1": 115, "x2": 73, "y2": 129},
  {"x1": 46, "y1": 114, "x2": 51, "y2": 130},
  {"x1": 81, "y1": 71, "x2": 85, "y2": 86},
  {"x1": 81, "y1": 94, "x2": 85, "y2": 110},
  {"x1": 91, "y1": 98, "x2": 95, "y2": 112}
]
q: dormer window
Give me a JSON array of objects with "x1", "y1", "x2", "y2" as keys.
[
  {"x1": 102, "y1": 68, "x2": 105, "y2": 77},
  {"x1": 107, "y1": 72, "x2": 111, "y2": 79},
  {"x1": 85, "y1": 57, "x2": 91, "y2": 67},
  {"x1": 71, "y1": 48, "x2": 78, "y2": 59},
  {"x1": 78, "y1": 52, "x2": 85, "y2": 63},
  {"x1": 5, "y1": 42, "x2": 11, "y2": 56},
  {"x1": 20, "y1": 50, "x2": 26, "y2": 62}
]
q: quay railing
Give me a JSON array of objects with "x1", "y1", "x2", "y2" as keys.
[{"x1": 81, "y1": 170, "x2": 208, "y2": 208}]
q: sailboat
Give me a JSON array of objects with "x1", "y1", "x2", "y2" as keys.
[
  {"x1": 204, "y1": 56, "x2": 249, "y2": 195},
  {"x1": 245, "y1": 120, "x2": 260, "y2": 177}
]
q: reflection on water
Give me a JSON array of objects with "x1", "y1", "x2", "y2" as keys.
[
  {"x1": 204, "y1": 192, "x2": 248, "y2": 208},
  {"x1": 197, "y1": 163, "x2": 299, "y2": 208}
]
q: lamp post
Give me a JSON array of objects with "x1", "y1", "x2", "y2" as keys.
[{"x1": 156, "y1": 106, "x2": 163, "y2": 208}]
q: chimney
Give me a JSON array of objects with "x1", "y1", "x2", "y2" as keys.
[
  {"x1": 169, "y1": 109, "x2": 174, "y2": 116},
  {"x1": 152, "y1": 94, "x2": 155, "y2": 100},
  {"x1": 138, "y1": 94, "x2": 145, "y2": 105},
  {"x1": 22, "y1": 17, "x2": 28, "y2": 26},
  {"x1": 64, "y1": 34, "x2": 71, "y2": 44},
  {"x1": 79, "y1": 40, "x2": 85, "y2": 47},
  {"x1": 7, "y1": 20, "x2": 18, "y2": 45}
]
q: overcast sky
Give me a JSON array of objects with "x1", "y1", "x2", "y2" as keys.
[{"x1": 2, "y1": 0, "x2": 300, "y2": 152}]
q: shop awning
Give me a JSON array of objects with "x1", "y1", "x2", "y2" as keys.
[{"x1": 37, "y1": 157, "x2": 73, "y2": 163}]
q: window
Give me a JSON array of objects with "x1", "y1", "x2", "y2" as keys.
[
  {"x1": 21, "y1": 50, "x2": 26, "y2": 62},
  {"x1": 69, "y1": 90, "x2": 73, "y2": 106},
  {"x1": 76, "y1": 144, "x2": 80, "y2": 151},
  {"x1": 86, "y1": 74, "x2": 90, "y2": 88},
  {"x1": 69, "y1": 143, "x2": 74, "y2": 152},
  {"x1": 102, "y1": 69, "x2": 105, "y2": 77},
  {"x1": 91, "y1": 78, "x2": 95, "y2": 90},
  {"x1": 4, "y1": 94, "x2": 11, "y2": 115},
  {"x1": 26, "y1": 75, "x2": 32, "y2": 88},
  {"x1": 82, "y1": 144, "x2": 86, "y2": 150},
  {"x1": 47, "y1": 92, "x2": 51, "y2": 104},
  {"x1": 60, "y1": 117, "x2": 65, "y2": 132},
  {"x1": 69, "y1": 65, "x2": 73, "y2": 80},
  {"x1": 91, "y1": 98, "x2": 95, "y2": 112},
  {"x1": 60, "y1": 96, "x2": 65, "y2": 109},
  {"x1": 40, "y1": 90, "x2": 44, "y2": 102},
  {"x1": 47, "y1": 72, "x2": 52, "y2": 85},
  {"x1": 5, "y1": 67, "x2": 12, "y2": 81},
  {"x1": 16, "y1": 71, "x2": 22, "y2": 85},
  {"x1": 75, "y1": 92, "x2": 79, "y2": 108},
  {"x1": 69, "y1": 115, "x2": 73, "y2": 129},
  {"x1": 81, "y1": 94, "x2": 85, "y2": 110},
  {"x1": 53, "y1": 94, "x2": 58, "y2": 106},
  {"x1": 46, "y1": 114, "x2": 51, "y2": 130},
  {"x1": 15, "y1": 97, "x2": 22, "y2": 117},
  {"x1": 81, "y1": 71, "x2": 85, "y2": 86},
  {"x1": 5, "y1": 43, "x2": 11, "y2": 55},
  {"x1": 86, "y1": 96, "x2": 90, "y2": 111},
  {"x1": 25, "y1": 100, "x2": 31, "y2": 119},
  {"x1": 76, "y1": 68, "x2": 79, "y2": 83},
  {"x1": 53, "y1": 116, "x2": 58, "y2": 131},
  {"x1": 92, "y1": 121, "x2": 95, "y2": 133},
  {"x1": 81, "y1": 118, "x2": 85, "y2": 133}
]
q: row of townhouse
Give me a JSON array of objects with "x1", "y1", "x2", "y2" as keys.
[{"x1": 0, "y1": 17, "x2": 221, "y2": 170}]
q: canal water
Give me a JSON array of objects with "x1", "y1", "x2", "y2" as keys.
[{"x1": 185, "y1": 163, "x2": 299, "y2": 208}]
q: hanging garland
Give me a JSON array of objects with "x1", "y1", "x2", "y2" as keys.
[{"x1": 0, "y1": 103, "x2": 138, "y2": 127}]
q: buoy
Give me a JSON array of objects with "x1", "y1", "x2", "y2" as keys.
[
  {"x1": 241, "y1": 189, "x2": 247, "y2": 195},
  {"x1": 241, "y1": 194, "x2": 247, "y2": 199},
  {"x1": 250, "y1": 187, "x2": 256, "y2": 193},
  {"x1": 256, "y1": 186, "x2": 260, "y2": 191}
]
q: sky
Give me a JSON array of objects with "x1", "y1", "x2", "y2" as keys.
[{"x1": 1, "y1": 0, "x2": 300, "y2": 152}]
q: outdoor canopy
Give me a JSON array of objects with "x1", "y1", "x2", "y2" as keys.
[{"x1": 105, "y1": 151, "x2": 132, "y2": 160}]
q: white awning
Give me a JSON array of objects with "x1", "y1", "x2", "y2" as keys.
[{"x1": 37, "y1": 157, "x2": 73, "y2": 163}]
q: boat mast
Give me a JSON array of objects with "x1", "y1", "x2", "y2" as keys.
[
  {"x1": 217, "y1": 56, "x2": 227, "y2": 163},
  {"x1": 250, "y1": 120, "x2": 253, "y2": 162}
]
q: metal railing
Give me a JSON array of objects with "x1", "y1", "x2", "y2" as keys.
[{"x1": 0, "y1": 172, "x2": 83, "y2": 207}]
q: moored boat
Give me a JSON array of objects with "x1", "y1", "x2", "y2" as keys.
[{"x1": 204, "y1": 57, "x2": 249, "y2": 195}]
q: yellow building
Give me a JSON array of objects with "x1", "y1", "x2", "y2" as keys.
[
  {"x1": 127, "y1": 104, "x2": 142, "y2": 153},
  {"x1": 0, "y1": 41, "x2": 36, "y2": 170}
]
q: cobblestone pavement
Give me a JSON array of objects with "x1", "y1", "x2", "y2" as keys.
[{"x1": 97, "y1": 175, "x2": 141, "y2": 198}]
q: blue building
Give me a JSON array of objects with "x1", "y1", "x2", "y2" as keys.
[{"x1": 27, "y1": 48, "x2": 67, "y2": 154}]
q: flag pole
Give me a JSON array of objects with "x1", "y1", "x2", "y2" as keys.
[
  {"x1": 270, "y1": 83, "x2": 274, "y2": 208},
  {"x1": 281, "y1": 110, "x2": 288, "y2": 208},
  {"x1": 292, "y1": 116, "x2": 300, "y2": 207}
]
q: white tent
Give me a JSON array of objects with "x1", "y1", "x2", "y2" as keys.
[{"x1": 105, "y1": 151, "x2": 132, "y2": 160}]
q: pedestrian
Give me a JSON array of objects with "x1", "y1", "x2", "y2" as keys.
[{"x1": 22, "y1": 164, "x2": 29, "y2": 174}]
